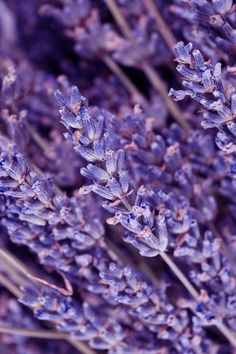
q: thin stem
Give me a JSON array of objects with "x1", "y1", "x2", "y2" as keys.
[
  {"x1": 142, "y1": 63, "x2": 190, "y2": 132},
  {"x1": 144, "y1": 0, "x2": 176, "y2": 54},
  {"x1": 104, "y1": 0, "x2": 190, "y2": 133},
  {"x1": 215, "y1": 321, "x2": 236, "y2": 348},
  {"x1": 0, "y1": 273, "x2": 23, "y2": 298},
  {"x1": 25, "y1": 122, "x2": 51, "y2": 153},
  {"x1": 0, "y1": 259, "x2": 97, "y2": 354},
  {"x1": 104, "y1": 0, "x2": 134, "y2": 43},
  {"x1": 160, "y1": 252, "x2": 199, "y2": 301},
  {"x1": 103, "y1": 55, "x2": 148, "y2": 108},
  {"x1": 118, "y1": 198, "x2": 198, "y2": 298},
  {"x1": 25, "y1": 124, "x2": 64, "y2": 194},
  {"x1": 160, "y1": 252, "x2": 236, "y2": 348},
  {"x1": 0, "y1": 326, "x2": 68, "y2": 340},
  {"x1": 0, "y1": 257, "x2": 29, "y2": 287},
  {"x1": 0, "y1": 249, "x2": 73, "y2": 296},
  {"x1": 137, "y1": 258, "x2": 160, "y2": 289},
  {"x1": 105, "y1": 236, "x2": 160, "y2": 289},
  {"x1": 0, "y1": 248, "x2": 31, "y2": 275},
  {"x1": 68, "y1": 339, "x2": 98, "y2": 354},
  {"x1": 0, "y1": 325, "x2": 97, "y2": 354},
  {"x1": 209, "y1": 222, "x2": 236, "y2": 275}
]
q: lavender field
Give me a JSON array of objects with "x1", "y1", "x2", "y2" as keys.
[{"x1": 0, "y1": 1, "x2": 236, "y2": 353}]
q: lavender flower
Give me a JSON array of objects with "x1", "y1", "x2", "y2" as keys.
[
  {"x1": 56, "y1": 85, "x2": 236, "y2": 348},
  {"x1": 170, "y1": 41, "x2": 236, "y2": 175},
  {"x1": 170, "y1": 0, "x2": 236, "y2": 62},
  {"x1": 56, "y1": 86, "x2": 167, "y2": 257},
  {"x1": 0, "y1": 1, "x2": 236, "y2": 352}
]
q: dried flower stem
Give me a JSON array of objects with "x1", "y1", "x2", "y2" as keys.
[
  {"x1": 137, "y1": 257, "x2": 160, "y2": 289},
  {"x1": 0, "y1": 252, "x2": 97, "y2": 354},
  {"x1": 0, "y1": 257, "x2": 29, "y2": 288},
  {"x1": 0, "y1": 326, "x2": 69, "y2": 340},
  {"x1": 103, "y1": 55, "x2": 148, "y2": 108},
  {"x1": 105, "y1": 236, "x2": 160, "y2": 288},
  {"x1": 160, "y1": 254, "x2": 236, "y2": 347},
  {"x1": 104, "y1": 0, "x2": 134, "y2": 43},
  {"x1": 26, "y1": 122, "x2": 51, "y2": 153},
  {"x1": 142, "y1": 63, "x2": 190, "y2": 132},
  {"x1": 214, "y1": 321, "x2": 236, "y2": 348},
  {"x1": 104, "y1": 0, "x2": 190, "y2": 133},
  {"x1": 24, "y1": 125, "x2": 63, "y2": 192},
  {"x1": 144, "y1": 0, "x2": 176, "y2": 54},
  {"x1": 0, "y1": 326, "x2": 98, "y2": 353},
  {"x1": 0, "y1": 273, "x2": 23, "y2": 298},
  {"x1": 67, "y1": 339, "x2": 98, "y2": 354},
  {"x1": 160, "y1": 252, "x2": 199, "y2": 301},
  {"x1": 209, "y1": 222, "x2": 236, "y2": 276},
  {"x1": 0, "y1": 249, "x2": 73, "y2": 296}
]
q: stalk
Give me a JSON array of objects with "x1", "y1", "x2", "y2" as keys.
[
  {"x1": 0, "y1": 249, "x2": 73, "y2": 296},
  {"x1": 144, "y1": 0, "x2": 176, "y2": 53},
  {"x1": 104, "y1": 0, "x2": 190, "y2": 133},
  {"x1": 103, "y1": 55, "x2": 148, "y2": 109},
  {"x1": 0, "y1": 273, "x2": 23, "y2": 298},
  {"x1": 0, "y1": 251, "x2": 97, "y2": 354},
  {"x1": 161, "y1": 252, "x2": 236, "y2": 347},
  {"x1": 142, "y1": 63, "x2": 189, "y2": 132},
  {"x1": 160, "y1": 252, "x2": 199, "y2": 301},
  {"x1": 0, "y1": 326, "x2": 69, "y2": 340}
]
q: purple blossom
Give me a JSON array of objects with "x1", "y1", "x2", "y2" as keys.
[{"x1": 0, "y1": 1, "x2": 235, "y2": 353}]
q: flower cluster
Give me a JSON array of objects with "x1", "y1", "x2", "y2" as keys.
[
  {"x1": 170, "y1": 41, "x2": 236, "y2": 175},
  {"x1": 170, "y1": 0, "x2": 236, "y2": 61},
  {"x1": 56, "y1": 86, "x2": 168, "y2": 257},
  {"x1": 20, "y1": 286, "x2": 129, "y2": 352},
  {"x1": 56, "y1": 85, "x2": 236, "y2": 335},
  {"x1": 0, "y1": 0, "x2": 235, "y2": 353}
]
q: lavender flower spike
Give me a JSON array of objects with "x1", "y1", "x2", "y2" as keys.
[
  {"x1": 170, "y1": 41, "x2": 236, "y2": 176},
  {"x1": 56, "y1": 86, "x2": 166, "y2": 257}
]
